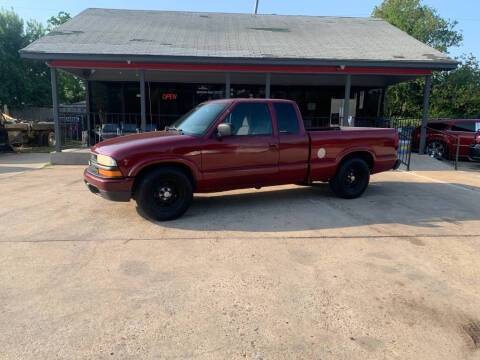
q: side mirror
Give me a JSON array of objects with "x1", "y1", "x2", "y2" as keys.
[{"x1": 217, "y1": 123, "x2": 232, "y2": 138}]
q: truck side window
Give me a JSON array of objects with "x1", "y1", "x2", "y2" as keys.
[
  {"x1": 273, "y1": 103, "x2": 300, "y2": 134},
  {"x1": 450, "y1": 122, "x2": 475, "y2": 132},
  {"x1": 222, "y1": 103, "x2": 273, "y2": 136}
]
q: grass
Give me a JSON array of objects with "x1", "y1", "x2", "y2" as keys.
[
  {"x1": 13, "y1": 140, "x2": 85, "y2": 153},
  {"x1": 13, "y1": 146, "x2": 55, "y2": 153}
]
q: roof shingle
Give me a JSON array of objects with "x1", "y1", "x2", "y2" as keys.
[{"x1": 20, "y1": 8, "x2": 457, "y2": 69}]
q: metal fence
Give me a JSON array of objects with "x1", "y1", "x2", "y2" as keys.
[
  {"x1": 87, "y1": 112, "x2": 178, "y2": 145},
  {"x1": 82, "y1": 111, "x2": 465, "y2": 171},
  {"x1": 372, "y1": 117, "x2": 461, "y2": 171},
  {"x1": 58, "y1": 113, "x2": 87, "y2": 148},
  {"x1": 418, "y1": 125, "x2": 461, "y2": 170},
  {"x1": 375, "y1": 117, "x2": 419, "y2": 170}
]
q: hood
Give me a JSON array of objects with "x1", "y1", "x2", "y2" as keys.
[{"x1": 91, "y1": 131, "x2": 194, "y2": 159}]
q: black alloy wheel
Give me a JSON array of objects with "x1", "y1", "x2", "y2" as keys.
[
  {"x1": 329, "y1": 157, "x2": 370, "y2": 199},
  {"x1": 135, "y1": 167, "x2": 193, "y2": 221}
]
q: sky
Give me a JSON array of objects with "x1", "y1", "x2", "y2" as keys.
[{"x1": 3, "y1": 0, "x2": 479, "y2": 60}]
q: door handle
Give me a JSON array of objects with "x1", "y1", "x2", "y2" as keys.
[{"x1": 269, "y1": 143, "x2": 278, "y2": 148}]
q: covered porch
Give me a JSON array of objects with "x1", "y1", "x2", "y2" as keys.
[{"x1": 48, "y1": 61, "x2": 433, "y2": 152}]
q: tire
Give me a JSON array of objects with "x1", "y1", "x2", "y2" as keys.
[
  {"x1": 135, "y1": 167, "x2": 193, "y2": 221},
  {"x1": 425, "y1": 140, "x2": 448, "y2": 159},
  {"x1": 36, "y1": 132, "x2": 49, "y2": 146},
  {"x1": 329, "y1": 157, "x2": 370, "y2": 199},
  {"x1": 47, "y1": 132, "x2": 56, "y2": 147}
]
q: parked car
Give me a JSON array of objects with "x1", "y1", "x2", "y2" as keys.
[
  {"x1": 84, "y1": 99, "x2": 400, "y2": 221},
  {"x1": 411, "y1": 119, "x2": 480, "y2": 159},
  {"x1": 468, "y1": 132, "x2": 480, "y2": 162}
]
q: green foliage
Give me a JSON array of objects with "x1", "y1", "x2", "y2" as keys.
[
  {"x1": 0, "y1": 9, "x2": 48, "y2": 108},
  {"x1": 430, "y1": 55, "x2": 480, "y2": 117},
  {"x1": 0, "y1": 9, "x2": 84, "y2": 109},
  {"x1": 373, "y1": 0, "x2": 480, "y2": 118},
  {"x1": 46, "y1": 11, "x2": 71, "y2": 30},
  {"x1": 372, "y1": 0, "x2": 462, "y2": 53}
]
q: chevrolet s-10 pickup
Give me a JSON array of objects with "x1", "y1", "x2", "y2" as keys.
[{"x1": 84, "y1": 99, "x2": 399, "y2": 220}]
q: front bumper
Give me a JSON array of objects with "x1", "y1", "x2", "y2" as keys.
[
  {"x1": 83, "y1": 168, "x2": 134, "y2": 202},
  {"x1": 468, "y1": 143, "x2": 480, "y2": 162}
]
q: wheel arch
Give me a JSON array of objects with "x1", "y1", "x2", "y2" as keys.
[
  {"x1": 131, "y1": 161, "x2": 197, "y2": 196},
  {"x1": 337, "y1": 149, "x2": 375, "y2": 172}
]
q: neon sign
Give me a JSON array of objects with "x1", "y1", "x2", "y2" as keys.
[{"x1": 162, "y1": 93, "x2": 178, "y2": 100}]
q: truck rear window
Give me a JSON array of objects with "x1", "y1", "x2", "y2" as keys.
[
  {"x1": 427, "y1": 122, "x2": 449, "y2": 131},
  {"x1": 273, "y1": 103, "x2": 300, "y2": 134}
]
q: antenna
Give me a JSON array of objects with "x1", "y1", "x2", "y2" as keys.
[{"x1": 254, "y1": 0, "x2": 259, "y2": 14}]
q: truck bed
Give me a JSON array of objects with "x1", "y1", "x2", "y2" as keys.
[{"x1": 307, "y1": 127, "x2": 398, "y2": 182}]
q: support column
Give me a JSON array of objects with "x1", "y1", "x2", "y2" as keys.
[
  {"x1": 85, "y1": 80, "x2": 91, "y2": 146},
  {"x1": 382, "y1": 87, "x2": 388, "y2": 118},
  {"x1": 419, "y1": 75, "x2": 432, "y2": 155},
  {"x1": 225, "y1": 72, "x2": 231, "y2": 99},
  {"x1": 265, "y1": 73, "x2": 272, "y2": 99},
  {"x1": 121, "y1": 83, "x2": 126, "y2": 127},
  {"x1": 265, "y1": 72, "x2": 271, "y2": 99},
  {"x1": 343, "y1": 74, "x2": 351, "y2": 126},
  {"x1": 50, "y1": 67, "x2": 61, "y2": 152},
  {"x1": 140, "y1": 69, "x2": 146, "y2": 132}
]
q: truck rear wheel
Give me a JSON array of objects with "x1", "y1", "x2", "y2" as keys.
[
  {"x1": 329, "y1": 158, "x2": 370, "y2": 199},
  {"x1": 135, "y1": 167, "x2": 193, "y2": 221}
]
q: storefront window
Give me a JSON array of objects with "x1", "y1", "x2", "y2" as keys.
[
  {"x1": 231, "y1": 85, "x2": 265, "y2": 99},
  {"x1": 89, "y1": 81, "x2": 385, "y2": 132}
]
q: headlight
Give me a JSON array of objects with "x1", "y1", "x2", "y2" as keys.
[{"x1": 96, "y1": 154, "x2": 117, "y2": 167}]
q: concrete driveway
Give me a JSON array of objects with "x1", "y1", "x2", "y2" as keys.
[
  {"x1": 0, "y1": 152, "x2": 50, "y2": 179},
  {"x1": 1, "y1": 159, "x2": 480, "y2": 359}
]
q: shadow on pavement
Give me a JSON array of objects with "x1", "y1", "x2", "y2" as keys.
[
  {"x1": 409, "y1": 153, "x2": 480, "y2": 172},
  {"x1": 0, "y1": 166, "x2": 41, "y2": 174},
  {"x1": 138, "y1": 180, "x2": 480, "y2": 232}
]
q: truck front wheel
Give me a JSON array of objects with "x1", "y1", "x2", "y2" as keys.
[
  {"x1": 329, "y1": 158, "x2": 370, "y2": 199},
  {"x1": 135, "y1": 167, "x2": 193, "y2": 221}
]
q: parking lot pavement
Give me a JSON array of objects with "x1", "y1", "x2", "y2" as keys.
[
  {"x1": 0, "y1": 152, "x2": 50, "y2": 178},
  {"x1": 1, "y1": 164, "x2": 480, "y2": 359}
]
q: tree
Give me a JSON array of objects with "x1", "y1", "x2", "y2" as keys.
[
  {"x1": 372, "y1": 0, "x2": 462, "y2": 52},
  {"x1": 372, "y1": 0, "x2": 480, "y2": 118},
  {"x1": 430, "y1": 55, "x2": 480, "y2": 117},
  {"x1": 0, "y1": 9, "x2": 51, "y2": 108},
  {"x1": 46, "y1": 11, "x2": 71, "y2": 30},
  {"x1": 46, "y1": 11, "x2": 85, "y2": 104},
  {"x1": 0, "y1": 9, "x2": 84, "y2": 110}
]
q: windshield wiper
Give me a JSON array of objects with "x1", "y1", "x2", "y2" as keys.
[{"x1": 165, "y1": 126, "x2": 183, "y2": 134}]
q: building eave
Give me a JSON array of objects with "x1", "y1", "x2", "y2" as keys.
[{"x1": 19, "y1": 51, "x2": 458, "y2": 72}]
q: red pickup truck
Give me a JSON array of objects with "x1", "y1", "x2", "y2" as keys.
[{"x1": 84, "y1": 99, "x2": 399, "y2": 220}]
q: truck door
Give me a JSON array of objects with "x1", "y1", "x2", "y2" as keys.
[
  {"x1": 272, "y1": 102, "x2": 309, "y2": 184},
  {"x1": 201, "y1": 102, "x2": 279, "y2": 189}
]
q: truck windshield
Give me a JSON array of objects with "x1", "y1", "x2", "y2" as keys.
[{"x1": 170, "y1": 102, "x2": 230, "y2": 137}]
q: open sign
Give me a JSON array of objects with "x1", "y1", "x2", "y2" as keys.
[{"x1": 162, "y1": 93, "x2": 178, "y2": 100}]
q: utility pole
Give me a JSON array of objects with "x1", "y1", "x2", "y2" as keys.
[{"x1": 254, "y1": 0, "x2": 259, "y2": 14}]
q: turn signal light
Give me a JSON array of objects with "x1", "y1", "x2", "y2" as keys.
[{"x1": 98, "y1": 168, "x2": 123, "y2": 177}]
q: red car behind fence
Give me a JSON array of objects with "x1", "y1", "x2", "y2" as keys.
[{"x1": 411, "y1": 119, "x2": 480, "y2": 159}]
